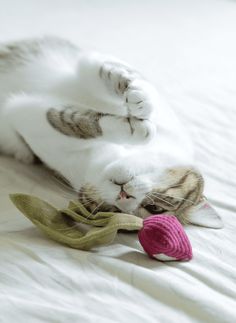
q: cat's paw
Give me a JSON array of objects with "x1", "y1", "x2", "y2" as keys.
[
  {"x1": 125, "y1": 117, "x2": 155, "y2": 141},
  {"x1": 100, "y1": 115, "x2": 156, "y2": 144},
  {"x1": 99, "y1": 61, "x2": 138, "y2": 96},
  {"x1": 99, "y1": 62, "x2": 154, "y2": 119},
  {"x1": 124, "y1": 82, "x2": 153, "y2": 119}
]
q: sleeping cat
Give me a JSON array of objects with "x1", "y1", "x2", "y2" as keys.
[{"x1": 0, "y1": 37, "x2": 220, "y2": 226}]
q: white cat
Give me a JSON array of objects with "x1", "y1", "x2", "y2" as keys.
[{"x1": 0, "y1": 37, "x2": 220, "y2": 226}]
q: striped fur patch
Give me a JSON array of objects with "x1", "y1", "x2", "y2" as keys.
[
  {"x1": 47, "y1": 106, "x2": 104, "y2": 139},
  {"x1": 141, "y1": 168, "x2": 204, "y2": 224}
]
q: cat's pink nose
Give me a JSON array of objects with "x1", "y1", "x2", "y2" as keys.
[{"x1": 119, "y1": 191, "x2": 128, "y2": 199}]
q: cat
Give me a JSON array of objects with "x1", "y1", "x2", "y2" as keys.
[{"x1": 0, "y1": 36, "x2": 220, "y2": 226}]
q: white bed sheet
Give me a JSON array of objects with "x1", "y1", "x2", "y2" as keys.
[{"x1": 0, "y1": 0, "x2": 236, "y2": 322}]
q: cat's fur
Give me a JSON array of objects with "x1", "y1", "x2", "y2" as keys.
[{"x1": 0, "y1": 36, "x2": 205, "y2": 223}]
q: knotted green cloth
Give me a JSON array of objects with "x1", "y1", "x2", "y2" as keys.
[{"x1": 10, "y1": 194, "x2": 143, "y2": 250}]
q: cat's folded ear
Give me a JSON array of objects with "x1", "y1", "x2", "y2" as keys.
[{"x1": 187, "y1": 199, "x2": 223, "y2": 229}]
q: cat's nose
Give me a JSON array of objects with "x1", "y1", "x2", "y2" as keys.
[
  {"x1": 118, "y1": 189, "x2": 135, "y2": 200},
  {"x1": 119, "y1": 190, "x2": 128, "y2": 199}
]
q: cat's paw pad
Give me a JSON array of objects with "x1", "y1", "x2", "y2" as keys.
[
  {"x1": 100, "y1": 62, "x2": 155, "y2": 120},
  {"x1": 124, "y1": 87, "x2": 153, "y2": 119},
  {"x1": 99, "y1": 61, "x2": 138, "y2": 95},
  {"x1": 126, "y1": 117, "x2": 155, "y2": 143}
]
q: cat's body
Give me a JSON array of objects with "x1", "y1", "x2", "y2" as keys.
[{"x1": 0, "y1": 37, "x2": 203, "y2": 221}]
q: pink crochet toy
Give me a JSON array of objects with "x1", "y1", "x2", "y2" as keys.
[
  {"x1": 138, "y1": 214, "x2": 192, "y2": 261},
  {"x1": 10, "y1": 194, "x2": 192, "y2": 262}
]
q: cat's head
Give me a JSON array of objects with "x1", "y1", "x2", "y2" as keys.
[{"x1": 78, "y1": 166, "x2": 222, "y2": 228}]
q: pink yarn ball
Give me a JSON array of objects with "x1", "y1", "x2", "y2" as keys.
[{"x1": 138, "y1": 214, "x2": 192, "y2": 261}]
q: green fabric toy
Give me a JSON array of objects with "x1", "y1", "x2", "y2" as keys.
[
  {"x1": 9, "y1": 194, "x2": 143, "y2": 250},
  {"x1": 9, "y1": 194, "x2": 193, "y2": 261}
]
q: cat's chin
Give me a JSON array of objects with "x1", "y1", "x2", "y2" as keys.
[{"x1": 114, "y1": 199, "x2": 138, "y2": 215}]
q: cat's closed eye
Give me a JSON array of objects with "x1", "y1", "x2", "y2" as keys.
[{"x1": 142, "y1": 204, "x2": 166, "y2": 214}]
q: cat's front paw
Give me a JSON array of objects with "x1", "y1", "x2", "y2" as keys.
[
  {"x1": 124, "y1": 82, "x2": 154, "y2": 119},
  {"x1": 99, "y1": 62, "x2": 153, "y2": 119},
  {"x1": 100, "y1": 115, "x2": 156, "y2": 144},
  {"x1": 99, "y1": 61, "x2": 138, "y2": 95}
]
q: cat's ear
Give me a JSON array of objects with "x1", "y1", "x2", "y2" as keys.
[{"x1": 187, "y1": 199, "x2": 223, "y2": 229}]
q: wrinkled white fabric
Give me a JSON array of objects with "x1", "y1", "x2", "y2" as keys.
[{"x1": 0, "y1": 0, "x2": 236, "y2": 322}]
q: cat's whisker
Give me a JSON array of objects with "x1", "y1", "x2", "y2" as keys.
[
  {"x1": 134, "y1": 182, "x2": 185, "y2": 190},
  {"x1": 59, "y1": 191, "x2": 76, "y2": 200},
  {"x1": 145, "y1": 194, "x2": 155, "y2": 205},
  {"x1": 53, "y1": 178, "x2": 73, "y2": 191},
  {"x1": 148, "y1": 192, "x2": 172, "y2": 198},
  {"x1": 149, "y1": 192, "x2": 195, "y2": 206},
  {"x1": 79, "y1": 199, "x2": 97, "y2": 207},
  {"x1": 83, "y1": 187, "x2": 101, "y2": 196},
  {"x1": 148, "y1": 192, "x2": 175, "y2": 207},
  {"x1": 89, "y1": 201, "x2": 105, "y2": 218},
  {"x1": 51, "y1": 174, "x2": 78, "y2": 194},
  {"x1": 51, "y1": 184, "x2": 77, "y2": 200},
  {"x1": 81, "y1": 193, "x2": 101, "y2": 202},
  {"x1": 138, "y1": 186, "x2": 197, "y2": 207}
]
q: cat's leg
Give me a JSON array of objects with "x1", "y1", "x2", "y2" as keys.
[
  {"x1": 0, "y1": 125, "x2": 35, "y2": 164},
  {"x1": 2, "y1": 93, "x2": 153, "y2": 171},
  {"x1": 10, "y1": 136, "x2": 35, "y2": 164},
  {"x1": 55, "y1": 53, "x2": 160, "y2": 144},
  {"x1": 75, "y1": 52, "x2": 159, "y2": 120},
  {"x1": 98, "y1": 60, "x2": 156, "y2": 120},
  {"x1": 46, "y1": 105, "x2": 155, "y2": 145},
  {"x1": 2, "y1": 94, "x2": 72, "y2": 167}
]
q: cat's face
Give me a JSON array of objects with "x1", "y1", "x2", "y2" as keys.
[{"x1": 78, "y1": 166, "x2": 204, "y2": 224}]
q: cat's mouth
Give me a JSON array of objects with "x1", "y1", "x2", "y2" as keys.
[{"x1": 116, "y1": 189, "x2": 136, "y2": 200}]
